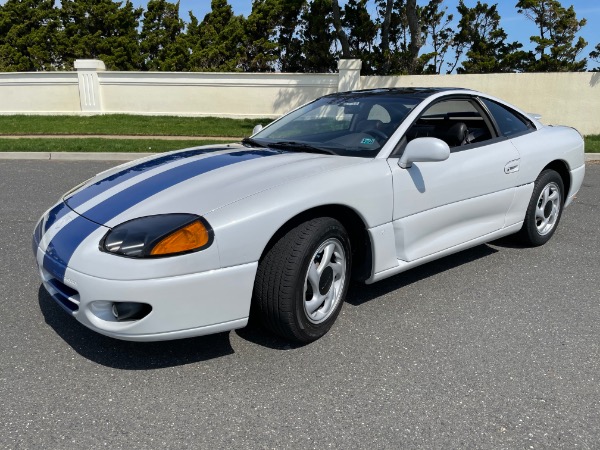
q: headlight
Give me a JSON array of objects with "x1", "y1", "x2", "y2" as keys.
[{"x1": 101, "y1": 214, "x2": 213, "y2": 258}]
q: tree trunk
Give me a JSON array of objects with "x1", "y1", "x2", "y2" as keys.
[
  {"x1": 331, "y1": 0, "x2": 351, "y2": 58},
  {"x1": 406, "y1": 0, "x2": 423, "y2": 74},
  {"x1": 380, "y1": 0, "x2": 393, "y2": 74}
]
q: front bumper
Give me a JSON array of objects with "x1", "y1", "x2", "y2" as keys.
[{"x1": 35, "y1": 245, "x2": 258, "y2": 341}]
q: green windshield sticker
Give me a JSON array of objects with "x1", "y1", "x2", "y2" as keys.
[{"x1": 361, "y1": 138, "x2": 375, "y2": 145}]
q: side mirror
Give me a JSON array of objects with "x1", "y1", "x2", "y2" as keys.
[
  {"x1": 252, "y1": 124, "x2": 263, "y2": 135},
  {"x1": 398, "y1": 137, "x2": 450, "y2": 169}
]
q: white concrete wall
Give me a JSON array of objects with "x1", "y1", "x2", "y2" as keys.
[
  {"x1": 0, "y1": 72, "x2": 80, "y2": 114},
  {"x1": 98, "y1": 72, "x2": 338, "y2": 118},
  {"x1": 360, "y1": 72, "x2": 600, "y2": 136},
  {"x1": 0, "y1": 59, "x2": 598, "y2": 135}
]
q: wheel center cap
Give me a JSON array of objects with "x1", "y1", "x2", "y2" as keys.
[{"x1": 319, "y1": 266, "x2": 334, "y2": 295}]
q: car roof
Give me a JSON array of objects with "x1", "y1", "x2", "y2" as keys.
[{"x1": 324, "y1": 87, "x2": 468, "y2": 99}]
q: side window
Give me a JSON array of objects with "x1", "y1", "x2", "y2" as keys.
[
  {"x1": 422, "y1": 100, "x2": 478, "y2": 118},
  {"x1": 406, "y1": 99, "x2": 494, "y2": 149},
  {"x1": 481, "y1": 98, "x2": 533, "y2": 137}
]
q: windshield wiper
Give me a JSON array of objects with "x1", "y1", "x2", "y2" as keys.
[
  {"x1": 241, "y1": 137, "x2": 265, "y2": 148},
  {"x1": 267, "y1": 141, "x2": 337, "y2": 155}
]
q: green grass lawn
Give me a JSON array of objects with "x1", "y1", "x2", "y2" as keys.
[
  {"x1": 0, "y1": 115, "x2": 273, "y2": 137},
  {"x1": 0, "y1": 138, "x2": 231, "y2": 153},
  {"x1": 0, "y1": 114, "x2": 597, "y2": 153},
  {"x1": 585, "y1": 135, "x2": 600, "y2": 153}
]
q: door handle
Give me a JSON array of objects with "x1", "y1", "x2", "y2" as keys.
[{"x1": 504, "y1": 160, "x2": 520, "y2": 174}]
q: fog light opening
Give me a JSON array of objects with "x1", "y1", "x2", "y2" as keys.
[{"x1": 111, "y1": 302, "x2": 152, "y2": 321}]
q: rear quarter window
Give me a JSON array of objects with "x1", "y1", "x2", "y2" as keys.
[{"x1": 481, "y1": 98, "x2": 533, "y2": 137}]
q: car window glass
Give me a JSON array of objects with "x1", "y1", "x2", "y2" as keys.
[
  {"x1": 268, "y1": 104, "x2": 352, "y2": 139},
  {"x1": 406, "y1": 99, "x2": 494, "y2": 149},
  {"x1": 422, "y1": 100, "x2": 478, "y2": 118},
  {"x1": 481, "y1": 98, "x2": 532, "y2": 137},
  {"x1": 367, "y1": 104, "x2": 391, "y2": 123},
  {"x1": 252, "y1": 94, "x2": 424, "y2": 157}
]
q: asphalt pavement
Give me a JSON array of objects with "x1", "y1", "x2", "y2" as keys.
[{"x1": 1, "y1": 160, "x2": 598, "y2": 449}]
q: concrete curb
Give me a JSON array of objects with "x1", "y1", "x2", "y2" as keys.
[
  {"x1": 0, "y1": 152, "x2": 52, "y2": 160},
  {"x1": 51, "y1": 152, "x2": 156, "y2": 161},
  {"x1": 0, "y1": 152, "x2": 156, "y2": 161},
  {"x1": 1, "y1": 152, "x2": 599, "y2": 162}
]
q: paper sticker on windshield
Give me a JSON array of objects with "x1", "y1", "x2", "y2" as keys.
[{"x1": 361, "y1": 138, "x2": 375, "y2": 145}]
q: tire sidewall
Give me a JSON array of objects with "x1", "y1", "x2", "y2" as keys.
[
  {"x1": 523, "y1": 169, "x2": 564, "y2": 246},
  {"x1": 292, "y1": 219, "x2": 351, "y2": 341}
]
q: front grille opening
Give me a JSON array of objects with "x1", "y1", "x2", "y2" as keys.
[{"x1": 46, "y1": 278, "x2": 80, "y2": 313}]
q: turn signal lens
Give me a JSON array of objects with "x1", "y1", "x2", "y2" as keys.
[{"x1": 150, "y1": 220, "x2": 209, "y2": 256}]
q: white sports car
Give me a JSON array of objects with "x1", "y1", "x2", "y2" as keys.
[{"x1": 33, "y1": 88, "x2": 585, "y2": 343}]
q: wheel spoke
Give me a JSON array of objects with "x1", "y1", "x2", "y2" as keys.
[
  {"x1": 548, "y1": 190, "x2": 559, "y2": 202},
  {"x1": 322, "y1": 286, "x2": 335, "y2": 312},
  {"x1": 306, "y1": 294, "x2": 324, "y2": 314},
  {"x1": 307, "y1": 262, "x2": 319, "y2": 290},
  {"x1": 542, "y1": 186, "x2": 549, "y2": 204},
  {"x1": 331, "y1": 261, "x2": 344, "y2": 277},
  {"x1": 535, "y1": 206, "x2": 545, "y2": 221},
  {"x1": 318, "y1": 243, "x2": 335, "y2": 274}
]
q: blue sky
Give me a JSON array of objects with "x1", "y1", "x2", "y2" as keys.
[{"x1": 165, "y1": 0, "x2": 599, "y2": 58}]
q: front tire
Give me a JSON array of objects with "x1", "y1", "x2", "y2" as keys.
[
  {"x1": 253, "y1": 217, "x2": 351, "y2": 343},
  {"x1": 517, "y1": 169, "x2": 564, "y2": 246}
]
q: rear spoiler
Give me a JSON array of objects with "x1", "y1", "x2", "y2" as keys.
[{"x1": 527, "y1": 113, "x2": 542, "y2": 120}]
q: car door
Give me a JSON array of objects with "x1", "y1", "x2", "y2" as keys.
[{"x1": 388, "y1": 96, "x2": 521, "y2": 262}]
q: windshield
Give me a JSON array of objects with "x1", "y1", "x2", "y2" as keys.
[{"x1": 249, "y1": 92, "x2": 424, "y2": 157}]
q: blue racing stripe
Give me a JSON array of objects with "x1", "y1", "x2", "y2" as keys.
[
  {"x1": 41, "y1": 148, "x2": 228, "y2": 237},
  {"x1": 43, "y1": 150, "x2": 278, "y2": 281},
  {"x1": 43, "y1": 218, "x2": 98, "y2": 280},
  {"x1": 64, "y1": 147, "x2": 228, "y2": 211},
  {"x1": 42, "y1": 201, "x2": 72, "y2": 234}
]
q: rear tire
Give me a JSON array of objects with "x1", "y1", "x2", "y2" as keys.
[
  {"x1": 253, "y1": 217, "x2": 351, "y2": 343},
  {"x1": 517, "y1": 169, "x2": 564, "y2": 246}
]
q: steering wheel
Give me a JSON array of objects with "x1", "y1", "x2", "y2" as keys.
[{"x1": 364, "y1": 128, "x2": 389, "y2": 141}]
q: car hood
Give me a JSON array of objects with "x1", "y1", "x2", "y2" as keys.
[{"x1": 63, "y1": 144, "x2": 366, "y2": 227}]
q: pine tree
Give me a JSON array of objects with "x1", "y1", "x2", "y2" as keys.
[
  {"x1": 242, "y1": 0, "x2": 282, "y2": 72},
  {"x1": 341, "y1": 0, "x2": 378, "y2": 73},
  {"x1": 187, "y1": 0, "x2": 246, "y2": 71},
  {"x1": 140, "y1": 0, "x2": 187, "y2": 71},
  {"x1": 276, "y1": 0, "x2": 335, "y2": 73},
  {"x1": 276, "y1": 0, "x2": 305, "y2": 72},
  {"x1": 453, "y1": 1, "x2": 527, "y2": 74},
  {"x1": 298, "y1": 0, "x2": 337, "y2": 73},
  {"x1": 590, "y1": 43, "x2": 600, "y2": 71},
  {"x1": 421, "y1": 0, "x2": 454, "y2": 74},
  {"x1": 374, "y1": 0, "x2": 427, "y2": 75},
  {"x1": 58, "y1": 0, "x2": 143, "y2": 70},
  {"x1": 516, "y1": 0, "x2": 587, "y2": 72},
  {"x1": 0, "y1": 0, "x2": 60, "y2": 71}
]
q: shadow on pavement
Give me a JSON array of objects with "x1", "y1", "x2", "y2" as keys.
[
  {"x1": 38, "y1": 286, "x2": 235, "y2": 369},
  {"x1": 345, "y1": 243, "x2": 498, "y2": 306},
  {"x1": 488, "y1": 232, "x2": 531, "y2": 248},
  {"x1": 235, "y1": 322, "x2": 306, "y2": 350}
]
